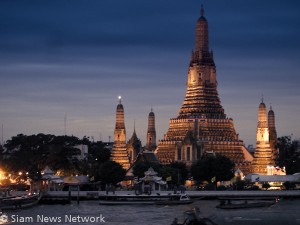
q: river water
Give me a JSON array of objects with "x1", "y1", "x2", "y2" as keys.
[{"x1": 1, "y1": 199, "x2": 299, "y2": 225}]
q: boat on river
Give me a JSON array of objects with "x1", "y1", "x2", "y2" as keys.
[
  {"x1": 0, "y1": 193, "x2": 41, "y2": 210},
  {"x1": 99, "y1": 193, "x2": 193, "y2": 206},
  {"x1": 216, "y1": 197, "x2": 278, "y2": 209},
  {"x1": 171, "y1": 207, "x2": 218, "y2": 225}
]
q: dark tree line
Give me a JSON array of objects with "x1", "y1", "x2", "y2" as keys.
[
  {"x1": 276, "y1": 136, "x2": 300, "y2": 174},
  {"x1": 132, "y1": 161, "x2": 189, "y2": 186},
  {"x1": 132, "y1": 155, "x2": 235, "y2": 188},
  {"x1": 191, "y1": 155, "x2": 235, "y2": 184},
  {"x1": 0, "y1": 133, "x2": 111, "y2": 181},
  {"x1": 5, "y1": 134, "x2": 297, "y2": 186}
]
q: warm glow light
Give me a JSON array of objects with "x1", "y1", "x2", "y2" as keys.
[
  {"x1": 0, "y1": 169, "x2": 4, "y2": 180},
  {"x1": 56, "y1": 170, "x2": 62, "y2": 176}
]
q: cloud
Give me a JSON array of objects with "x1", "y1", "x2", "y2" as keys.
[{"x1": 0, "y1": 0, "x2": 300, "y2": 145}]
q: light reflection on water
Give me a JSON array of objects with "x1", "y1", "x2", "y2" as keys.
[{"x1": 0, "y1": 199, "x2": 299, "y2": 225}]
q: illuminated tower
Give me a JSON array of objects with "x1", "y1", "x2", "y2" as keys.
[
  {"x1": 252, "y1": 100, "x2": 275, "y2": 174},
  {"x1": 145, "y1": 108, "x2": 157, "y2": 151},
  {"x1": 111, "y1": 96, "x2": 130, "y2": 169},
  {"x1": 155, "y1": 5, "x2": 253, "y2": 171}
]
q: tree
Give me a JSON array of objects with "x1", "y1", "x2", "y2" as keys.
[
  {"x1": 79, "y1": 141, "x2": 111, "y2": 179},
  {"x1": 132, "y1": 161, "x2": 188, "y2": 185},
  {"x1": 214, "y1": 155, "x2": 235, "y2": 181},
  {"x1": 133, "y1": 162, "x2": 151, "y2": 179},
  {"x1": 158, "y1": 165, "x2": 177, "y2": 185},
  {"x1": 28, "y1": 164, "x2": 42, "y2": 181},
  {"x1": 132, "y1": 161, "x2": 160, "y2": 179},
  {"x1": 191, "y1": 155, "x2": 234, "y2": 183},
  {"x1": 276, "y1": 136, "x2": 300, "y2": 174},
  {"x1": 169, "y1": 162, "x2": 189, "y2": 185},
  {"x1": 2, "y1": 133, "x2": 52, "y2": 174},
  {"x1": 97, "y1": 161, "x2": 126, "y2": 185},
  {"x1": 45, "y1": 145, "x2": 81, "y2": 176},
  {"x1": 88, "y1": 141, "x2": 110, "y2": 164},
  {"x1": 191, "y1": 156, "x2": 215, "y2": 183},
  {"x1": 2, "y1": 134, "x2": 88, "y2": 177}
]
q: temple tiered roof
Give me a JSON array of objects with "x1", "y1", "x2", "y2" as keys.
[{"x1": 155, "y1": 5, "x2": 253, "y2": 172}]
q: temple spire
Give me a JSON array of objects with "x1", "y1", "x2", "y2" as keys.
[
  {"x1": 200, "y1": 4, "x2": 204, "y2": 17},
  {"x1": 146, "y1": 108, "x2": 157, "y2": 151},
  {"x1": 127, "y1": 119, "x2": 142, "y2": 163},
  {"x1": 252, "y1": 98, "x2": 275, "y2": 174},
  {"x1": 111, "y1": 96, "x2": 130, "y2": 169},
  {"x1": 268, "y1": 104, "x2": 278, "y2": 155},
  {"x1": 195, "y1": 4, "x2": 209, "y2": 54}
]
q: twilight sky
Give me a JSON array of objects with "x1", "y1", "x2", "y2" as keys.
[{"x1": 0, "y1": 0, "x2": 300, "y2": 147}]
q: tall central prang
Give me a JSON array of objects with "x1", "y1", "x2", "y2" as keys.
[
  {"x1": 179, "y1": 6, "x2": 220, "y2": 118},
  {"x1": 156, "y1": 6, "x2": 253, "y2": 173}
]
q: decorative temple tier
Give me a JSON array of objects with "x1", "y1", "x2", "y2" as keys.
[
  {"x1": 110, "y1": 144, "x2": 131, "y2": 169},
  {"x1": 155, "y1": 5, "x2": 253, "y2": 173}
]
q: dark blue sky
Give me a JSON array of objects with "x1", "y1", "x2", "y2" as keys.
[{"x1": 1, "y1": 0, "x2": 300, "y2": 146}]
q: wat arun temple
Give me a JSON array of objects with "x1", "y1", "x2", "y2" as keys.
[
  {"x1": 111, "y1": 6, "x2": 280, "y2": 175},
  {"x1": 155, "y1": 6, "x2": 253, "y2": 173}
]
